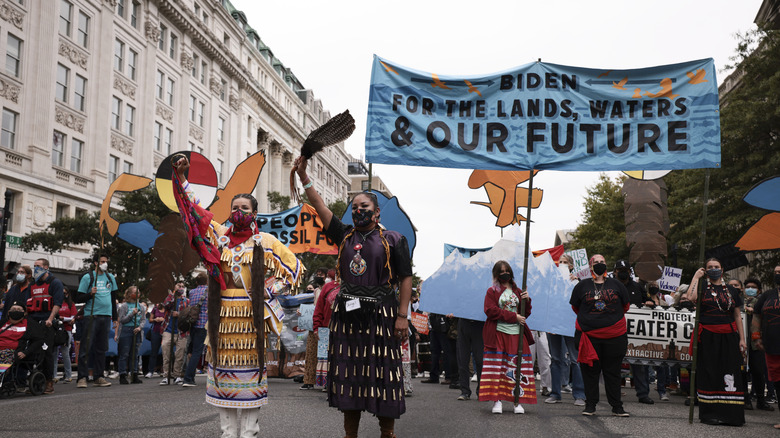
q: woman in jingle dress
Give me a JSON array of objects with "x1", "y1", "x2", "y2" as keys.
[
  {"x1": 294, "y1": 155, "x2": 413, "y2": 438},
  {"x1": 173, "y1": 156, "x2": 304, "y2": 438},
  {"x1": 683, "y1": 257, "x2": 746, "y2": 426}
]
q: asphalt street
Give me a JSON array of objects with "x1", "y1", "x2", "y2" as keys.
[{"x1": 1, "y1": 373, "x2": 778, "y2": 437}]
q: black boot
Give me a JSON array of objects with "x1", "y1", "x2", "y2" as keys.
[
  {"x1": 119, "y1": 374, "x2": 129, "y2": 385},
  {"x1": 744, "y1": 396, "x2": 754, "y2": 410},
  {"x1": 757, "y1": 396, "x2": 775, "y2": 411},
  {"x1": 131, "y1": 373, "x2": 143, "y2": 384}
]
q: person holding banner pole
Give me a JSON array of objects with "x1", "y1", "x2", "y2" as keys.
[
  {"x1": 294, "y1": 155, "x2": 413, "y2": 438},
  {"x1": 478, "y1": 260, "x2": 536, "y2": 414},
  {"x1": 570, "y1": 255, "x2": 630, "y2": 417},
  {"x1": 683, "y1": 258, "x2": 746, "y2": 426}
]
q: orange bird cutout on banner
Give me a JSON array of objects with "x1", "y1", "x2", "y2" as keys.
[{"x1": 468, "y1": 170, "x2": 543, "y2": 228}]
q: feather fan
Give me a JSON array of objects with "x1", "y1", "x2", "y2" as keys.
[{"x1": 291, "y1": 110, "x2": 356, "y2": 204}]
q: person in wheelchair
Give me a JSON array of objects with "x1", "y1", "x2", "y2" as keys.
[{"x1": 0, "y1": 302, "x2": 47, "y2": 395}]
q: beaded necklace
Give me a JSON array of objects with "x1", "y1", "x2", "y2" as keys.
[{"x1": 706, "y1": 280, "x2": 733, "y2": 313}]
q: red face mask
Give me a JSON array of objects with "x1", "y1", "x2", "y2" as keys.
[{"x1": 230, "y1": 209, "x2": 254, "y2": 230}]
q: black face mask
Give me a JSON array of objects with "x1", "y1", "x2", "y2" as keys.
[
  {"x1": 617, "y1": 271, "x2": 630, "y2": 281},
  {"x1": 649, "y1": 287, "x2": 659, "y2": 295},
  {"x1": 8, "y1": 311, "x2": 25, "y2": 321},
  {"x1": 592, "y1": 263, "x2": 607, "y2": 276},
  {"x1": 498, "y1": 273, "x2": 512, "y2": 283},
  {"x1": 352, "y1": 209, "x2": 375, "y2": 228},
  {"x1": 314, "y1": 277, "x2": 325, "y2": 286}
]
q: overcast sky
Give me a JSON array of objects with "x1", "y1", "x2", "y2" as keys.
[{"x1": 231, "y1": 0, "x2": 763, "y2": 279}]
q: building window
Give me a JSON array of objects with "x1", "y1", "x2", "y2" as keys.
[
  {"x1": 117, "y1": 0, "x2": 125, "y2": 18},
  {"x1": 361, "y1": 180, "x2": 369, "y2": 191},
  {"x1": 109, "y1": 155, "x2": 119, "y2": 182},
  {"x1": 6, "y1": 34, "x2": 22, "y2": 78},
  {"x1": 70, "y1": 138, "x2": 83, "y2": 173},
  {"x1": 197, "y1": 101, "x2": 205, "y2": 127},
  {"x1": 55, "y1": 64, "x2": 69, "y2": 103},
  {"x1": 130, "y1": 1, "x2": 140, "y2": 28},
  {"x1": 154, "y1": 122, "x2": 162, "y2": 151},
  {"x1": 1, "y1": 109, "x2": 18, "y2": 149},
  {"x1": 74, "y1": 74, "x2": 86, "y2": 111},
  {"x1": 166, "y1": 77, "x2": 174, "y2": 106},
  {"x1": 77, "y1": 12, "x2": 89, "y2": 48},
  {"x1": 5, "y1": 191, "x2": 15, "y2": 233},
  {"x1": 217, "y1": 159, "x2": 224, "y2": 184},
  {"x1": 158, "y1": 24, "x2": 166, "y2": 51},
  {"x1": 123, "y1": 160, "x2": 133, "y2": 174},
  {"x1": 218, "y1": 116, "x2": 225, "y2": 141},
  {"x1": 169, "y1": 33, "x2": 177, "y2": 59},
  {"x1": 125, "y1": 104, "x2": 135, "y2": 137},
  {"x1": 155, "y1": 70, "x2": 164, "y2": 100},
  {"x1": 202, "y1": 13, "x2": 208, "y2": 25},
  {"x1": 164, "y1": 128, "x2": 172, "y2": 155},
  {"x1": 111, "y1": 97, "x2": 122, "y2": 130},
  {"x1": 114, "y1": 39, "x2": 124, "y2": 73},
  {"x1": 189, "y1": 96, "x2": 196, "y2": 122},
  {"x1": 220, "y1": 79, "x2": 227, "y2": 101},
  {"x1": 223, "y1": 33, "x2": 229, "y2": 46},
  {"x1": 75, "y1": 207, "x2": 88, "y2": 217},
  {"x1": 200, "y1": 61, "x2": 207, "y2": 85},
  {"x1": 52, "y1": 131, "x2": 65, "y2": 167},
  {"x1": 56, "y1": 203, "x2": 69, "y2": 220},
  {"x1": 59, "y1": 0, "x2": 72, "y2": 36},
  {"x1": 194, "y1": 3, "x2": 200, "y2": 16},
  {"x1": 191, "y1": 54, "x2": 199, "y2": 78},
  {"x1": 127, "y1": 49, "x2": 137, "y2": 80}
]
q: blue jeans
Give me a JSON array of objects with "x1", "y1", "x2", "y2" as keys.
[
  {"x1": 118, "y1": 326, "x2": 141, "y2": 375},
  {"x1": 184, "y1": 327, "x2": 207, "y2": 383},
  {"x1": 630, "y1": 363, "x2": 650, "y2": 399},
  {"x1": 547, "y1": 333, "x2": 585, "y2": 400},
  {"x1": 655, "y1": 364, "x2": 669, "y2": 396},
  {"x1": 148, "y1": 330, "x2": 162, "y2": 374},
  {"x1": 77, "y1": 315, "x2": 111, "y2": 380}
]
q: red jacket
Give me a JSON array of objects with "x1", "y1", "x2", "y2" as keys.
[
  {"x1": 482, "y1": 284, "x2": 534, "y2": 350},
  {"x1": 313, "y1": 281, "x2": 340, "y2": 331}
]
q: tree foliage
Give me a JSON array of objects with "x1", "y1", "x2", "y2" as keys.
[
  {"x1": 569, "y1": 173, "x2": 629, "y2": 264},
  {"x1": 666, "y1": 27, "x2": 780, "y2": 284},
  {"x1": 20, "y1": 184, "x2": 171, "y2": 293},
  {"x1": 267, "y1": 191, "x2": 291, "y2": 213}
]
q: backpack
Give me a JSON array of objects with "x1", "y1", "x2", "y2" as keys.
[{"x1": 178, "y1": 293, "x2": 206, "y2": 333}]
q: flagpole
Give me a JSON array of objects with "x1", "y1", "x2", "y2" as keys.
[
  {"x1": 689, "y1": 168, "x2": 710, "y2": 423},
  {"x1": 514, "y1": 170, "x2": 535, "y2": 406}
]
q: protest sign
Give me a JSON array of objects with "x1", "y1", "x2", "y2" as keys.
[
  {"x1": 411, "y1": 312, "x2": 429, "y2": 335},
  {"x1": 658, "y1": 266, "x2": 683, "y2": 292},
  {"x1": 298, "y1": 304, "x2": 315, "y2": 332},
  {"x1": 257, "y1": 204, "x2": 338, "y2": 254},
  {"x1": 366, "y1": 56, "x2": 720, "y2": 171},
  {"x1": 317, "y1": 328, "x2": 330, "y2": 359},
  {"x1": 564, "y1": 248, "x2": 591, "y2": 280}
]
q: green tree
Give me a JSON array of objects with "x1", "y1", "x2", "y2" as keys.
[
  {"x1": 569, "y1": 173, "x2": 629, "y2": 264},
  {"x1": 20, "y1": 184, "x2": 170, "y2": 293},
  {"x1": 267, "y1": 191, "x2": 290, "y2": 213},
  {"x1": 665, "y1": 27, "x2": 780, "y2": 284}
]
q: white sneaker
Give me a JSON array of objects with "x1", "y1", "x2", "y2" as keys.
[
  {"x1": 160, "y1": 378, "x2": 170, "y2": 386},
  {"x1": 175, "y1": 377, "x2": 184, "y2": 385},
  {"x1": 544, "y1": 396, "x2": 561, "y2": 404},
  {"x1": 561, "y1": 385, "x2": 572, "y2": 394},
  {"x1": 492, "y1": 401, "x2": 502, "y2": 414},
  {"x1": 513, "y1": 404, "x2": 525, "y2": 414},
  {"x1": 471, "y1": 374, "x2": 478, "y2": 382},
  {"x1": 144, "y1": 372, "x2": 152, "y2": 379}
]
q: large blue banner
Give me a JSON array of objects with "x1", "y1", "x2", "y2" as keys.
[{"x1": 366, "y1": 56, "x2": 720, "y2": 171}]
